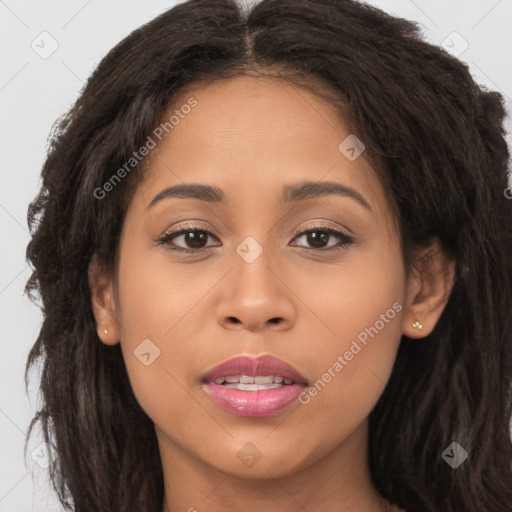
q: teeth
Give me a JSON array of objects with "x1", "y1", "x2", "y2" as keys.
[
  {"x1": 212, "y1": 375, "x2": 295, "y2": 386},
  {"x1": 223, "y1": 383, "x2": 284, "y2": 391},
  {"x1": 254, "y1": 376, "x2": 274, "y2": 384}
]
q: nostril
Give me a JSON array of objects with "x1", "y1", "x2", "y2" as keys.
[{"x1": 228, "y1": 317, "x2": 241, "y2": 324}]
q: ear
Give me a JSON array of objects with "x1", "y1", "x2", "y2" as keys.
[
  {"x1": 88, "y1": 253, "x2": 120, "y2": 346},
  {"x1": 402, "y1": 240, "x2": 455, "y2": 339}
]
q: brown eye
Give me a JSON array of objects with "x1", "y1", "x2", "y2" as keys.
[
  {"x1": 291, "y1": 227, "x2": 354, "y2": 251},
  {"x1": 304, "y1": 231, "x2": 330, "y2": 248},
  {"x1": 177, "y1": 230, "x2": 209, "y2": 249},
  {"x1": 157, "y1": 225, "x2": 220, "y2": 253}
]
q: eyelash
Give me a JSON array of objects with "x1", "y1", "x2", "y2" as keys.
[{"x1": 155, "y1": 222, "x2": 354, "y2": 254}]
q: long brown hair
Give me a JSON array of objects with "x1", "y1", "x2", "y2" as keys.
[{"x1": 25, "y1": 0, "x2": 512, "y2": 510}]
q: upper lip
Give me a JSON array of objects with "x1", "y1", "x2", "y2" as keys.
[{"x1": 201, "y1": 354, "x2": 309, "y2": 385}]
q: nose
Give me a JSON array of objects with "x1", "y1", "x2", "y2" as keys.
[{"x1": 216, "y1": 248, "x2": 296, "y2": 334}]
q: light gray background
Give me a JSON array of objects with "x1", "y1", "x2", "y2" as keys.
[{"x1": 1, "y1": 1, "x2": 511, "y2": 510}]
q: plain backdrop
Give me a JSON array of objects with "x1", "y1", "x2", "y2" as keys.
[{"x1": 1, "y1": 1, "x2": 511, "y2": 510}]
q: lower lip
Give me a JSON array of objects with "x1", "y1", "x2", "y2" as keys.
[{"x1": 203, "y1": 382, "x2": 307, "y2": 417}]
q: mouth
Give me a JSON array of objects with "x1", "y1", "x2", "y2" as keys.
[
  {"x1": 201, "y1": 354, "x2": 309, "y2": 417},
  {"x1": 212, "y1": 375, "x2": 297, "y2": 390}
]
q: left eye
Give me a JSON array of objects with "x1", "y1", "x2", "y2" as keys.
[
  {"x1": 290, "y1": 227, "x2": 354, "y2": 251},
  {"x1": 156, "y1": 225, "x2": 354, "y2": 253}
]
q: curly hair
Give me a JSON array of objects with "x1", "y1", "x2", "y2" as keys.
[{"x1": 24, "y1": 0, "x2": 512, "y2": 511}]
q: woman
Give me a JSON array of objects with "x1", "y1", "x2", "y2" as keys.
[{"x1": 24, "y1": 0, "x2": 512, "y2": 510}]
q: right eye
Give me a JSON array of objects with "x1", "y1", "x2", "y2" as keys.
[{"x1": 156, "y1": 224, "x2": 221, "y2": 253}]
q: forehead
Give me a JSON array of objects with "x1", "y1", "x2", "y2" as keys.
[
  {"x1": 136, "y1": 75, "x2": 386, "y2": 216},
  {"x1": 164, "y1": 75, "x2": 350, "y2": 160}
]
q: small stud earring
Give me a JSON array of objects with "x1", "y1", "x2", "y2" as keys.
[
  {"x1": 104, "y1": 329, "x2": 108, "y2": 334},
  {"x1": 411, "y1": 321, "x2": 423, "y2": 330}
]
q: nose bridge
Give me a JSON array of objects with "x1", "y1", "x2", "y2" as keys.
[
  {"x1": 233, "y1": 234, "x2": 275, "y2": 300},
  {"x1": 216, "y1": 233, "x2": 296, "y2": 332}
]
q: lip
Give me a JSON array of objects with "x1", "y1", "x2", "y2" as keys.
[
  {"x1": 201, "y1": 354, "x2": 309, "y2": 417},
  {"x1": 201, "y1": 354, "x2": 309, "y2": 385}
]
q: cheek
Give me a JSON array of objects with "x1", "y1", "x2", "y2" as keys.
[
  {"x1": 293, "y1": 244, "x2": 405, "y2": 429},
  {"x1": 113, "y1": 243, "x2": 201, "y2": 419},
  {"x1": 115, "y1": 242, "x2": 211, "y2": 341}
]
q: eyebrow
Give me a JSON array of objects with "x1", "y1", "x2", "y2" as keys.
[
  {"x1": 146, "y1": 180, "x2": 372, "y2": 212},
  {"x1": 281, "y1": 181, "x2": 371, "y2": 211}
]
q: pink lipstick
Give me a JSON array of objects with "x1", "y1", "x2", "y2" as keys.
[{"x1": 201, "y1": 354, "x2": 308, "y2": 417}]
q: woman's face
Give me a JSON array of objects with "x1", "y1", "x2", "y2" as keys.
[{"x1": 96, "y1": 76, "x2": 417, "y2": 482}]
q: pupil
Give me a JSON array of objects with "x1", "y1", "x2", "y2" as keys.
[
  {"x1": 308, "y1": 231, "x2": 328, "y2": 248},
  {"x1": 186, "y1": 231, "x2": 207, "y2": 248},
  {"x1": 182, "y1": 230, "x2": 329, "y2": 250}
]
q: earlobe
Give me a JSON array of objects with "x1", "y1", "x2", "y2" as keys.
[
  {"x1": 402, "y1": 241, "x2": 455, "y2": 339},
  {"x1": 88, "y1": 254, "x2": 120, "y2": 345}
]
